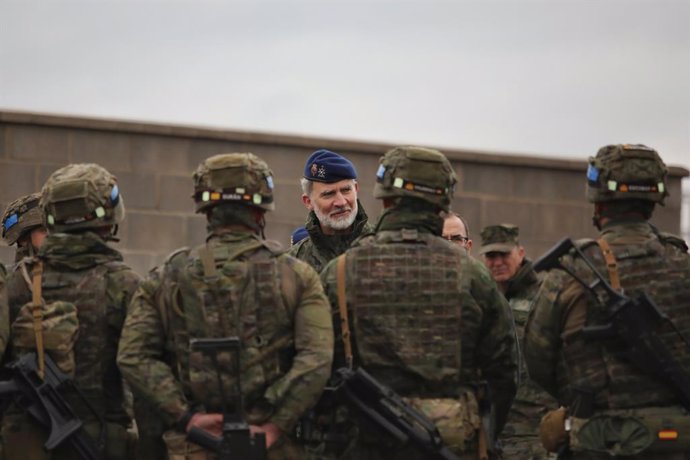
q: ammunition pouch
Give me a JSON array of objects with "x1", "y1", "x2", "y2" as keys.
[
  {"x1": 560, "y1": 406, "x2": 690, "y2": 456},
  {"x1": 538, "y1": 407, "x2": 568, "y2": 453},
  {"x1": 403, "y1": 391, "x2": 481, "y2": 453}
]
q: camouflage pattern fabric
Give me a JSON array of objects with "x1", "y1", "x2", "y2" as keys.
[
  {"x1": 0, "y1": 263, "x2": 8, "y2": 360},
  {"x1": 289, "y1": 200, "x2": 374, "y2": 273},
  {"x1": 499, "y1": 260, "x2": 558, "y2": 460},
  {"x1": 320, "y1": 200, "x2": 517, "y2": 459},
  {"x1": 478, "y1": 224, "x2": 519, "y2": 255},
  {"x1": 1, "y1": 192, "x2": 43, "y2": 246},
  {"x1": 3, "y1": 231, "x2": 141, "y2": 460},
  {"x1": 117, "y1": 230, "x2": 334, "y2": 460},
  {"x1": 525, "y1": 220, "x2": 690, "y2": 458},
  {"x1": 587, "y1": 144, "x2": 668, "y2": 204}
]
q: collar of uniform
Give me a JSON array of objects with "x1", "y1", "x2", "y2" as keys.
[
  {"x1": 600, "y1": 220, "x2": 653, "y2": 237},
  {"x1": 503, "y1": 259, "x2": 540, "y2": 301},
  {"x1": 39, "y1": 231, "x2": 123, "y2": 269},
  {"x1": 305, "y1": 199, "x2": 370, "y2": 252}
]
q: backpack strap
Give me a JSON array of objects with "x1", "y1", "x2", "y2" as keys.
[
  {"x1": 31, "y1": 260, "x2": 45, "y2": 379},
  {"x1": 596, "y1": 238, "x2": 621, "y2": 292},
  {"x1": 336, "y1": 254, "x2": 353, "y2": 369}
]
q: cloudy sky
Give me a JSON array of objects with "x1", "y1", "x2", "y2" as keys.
[{"x1": 1, "y1": 0, "x2": 688, "y2": 172}]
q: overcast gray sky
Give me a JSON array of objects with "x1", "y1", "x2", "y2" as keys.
[{"x1": 1, "y1": 0, "x2": 688, "y2": 171}]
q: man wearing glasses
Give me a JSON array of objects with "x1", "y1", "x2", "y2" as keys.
[
  {"x1": 479, "y1": 224, "x2": 556, "y2": 460},
  {"x1": 442, "y1": 211, "x2": 473, "y2": 252}
]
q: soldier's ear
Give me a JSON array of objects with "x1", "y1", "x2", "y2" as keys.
[
  {"x1": 518, "y1": 246, "x2": 526, "y2": 260},
  {"x1": 302, "y1": 194, "x2": 314, "y2": 211}
]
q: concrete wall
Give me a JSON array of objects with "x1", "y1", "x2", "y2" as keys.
[{"x1": 1, "y1": 110, "x2": 687, "y2": 276}]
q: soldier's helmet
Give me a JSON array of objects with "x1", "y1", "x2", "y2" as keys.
[
  {"x1": 193, "y1": 153, "x2": 275, "y2": 213},
  {"x1": 41, "y1": 163, "x2": 125, "y2": 233},
  {"x1": 587, "y1": 144, "x2": 668, "y2": 204},
  {"x1": 2, "y1": 193, "x2": 43, "y2": 245},
  {"x1": 374, "y1": 146, "x2": 456, "y2": 211}
]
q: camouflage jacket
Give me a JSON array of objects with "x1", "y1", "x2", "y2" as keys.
[
  {"x1": 524, "y1": 220, "x2": 690, "y2": 410},
  {"x1": 500, "y1": 259, "x2": 557, "y2": 439},
  {"x1": 117, "y1": 230, "x2": 334, "y2": 433},
  {"x1": 6, "y1": 231, "x2": 141, "y2": 422},
  {"x1": 321, "y1": 205, "x2": 517, "y2": 435},
  {"x1": 0, "y1": 263, "x2": 7, "y2": 361},
  {"x1": 289, "y1": 200, "x2": 374, "y2": 273}
]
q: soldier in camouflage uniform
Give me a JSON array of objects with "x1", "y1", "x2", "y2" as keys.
[
  {"x1": 2, "y1": 193, "x2": 47, "y2": 263},
  {"x1": 0, "y1": 263, "x2": 7, "y2": 360},
  {"x1": 478, "y1": 225, "x2": 558, "y2": 459},
  {"x1": 1, "y1": 194, "x2": 44, "y2": 460},
  {"x1": 0, "y1": 264, "x2": 6, "y2": 460},
  {"x1": 289, "y1": 149, "x2": 374, "y2": 273},
  {"x1": 117, "y1": 153, "x2": 334, "y2": 460},
  {"x1": 525, "y1": 144, "x2": 690, "y2": 459},
  {"x1": 3, "y1": 163, "x2": 141, "y2": 460},
  {"x1": 320, "y1": 146, "x2": 518, "y2": 459}
]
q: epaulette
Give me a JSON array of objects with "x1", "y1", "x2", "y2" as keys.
[{"x1": 657, "y1": 232, "x2": 689, "y2": 252}]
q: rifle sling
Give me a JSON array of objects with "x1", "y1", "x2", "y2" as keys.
[
  {"x1": 31, "y1": 261, "x2": 46, "y2": 379},
  {"x1": 336, "y1": 255, "x2": 353, "y2": 369},
  {"x1": 596, "y1": 238, "x2": 621, "y2": 292}
]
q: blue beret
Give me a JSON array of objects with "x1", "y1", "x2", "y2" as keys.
[
  {"x1": 303, "y1": 149, "x2": 357, "y2": 183},
  {"x1": 290, "y1": 226, "x2": 309, "y2": 246}
]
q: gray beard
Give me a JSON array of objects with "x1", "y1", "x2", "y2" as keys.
[{"x1": 314, "y1": 202, "x2": 358, "y2": 231}]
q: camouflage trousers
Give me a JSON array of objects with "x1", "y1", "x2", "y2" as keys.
[
  {"x1": 500, "y1": 434, "x2": 556, "y2": 460},
  {"x1": 339, "y1": 394, "x2": 484, "y2": 460},
  {"x1": 2, "y1": 412, "x2": 131, "y2": 460},
  {"x1": 161, "y1": 430, "x2": 306, "y2": 460}
]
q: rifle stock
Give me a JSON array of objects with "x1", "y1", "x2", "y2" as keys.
[
  {"x1": 0, "y1": 352, "x2": 103, "y2": 460},
  {"x1": 535, "y1": 237, "x2": 690, "y2": 411},
  {"x1": 186, "y1": 337, "x2": 267, "y2": 460},
  {"x1": 333, "y1": 367, "x2": 460, "y2": 460}
]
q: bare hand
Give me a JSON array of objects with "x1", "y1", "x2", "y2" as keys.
[
  {"x1": 186, "y1": 412, "x2": 223, "y2": 437},
  {"x1": 250, "y1": 422, "x2": 283, "y2": 448}
]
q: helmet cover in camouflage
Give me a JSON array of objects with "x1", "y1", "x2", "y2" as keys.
[
  {"x1": 373, "y1": 146, "x2": 456, "y2": 211},
  {"x1": 2, "y1": 192, "x2": 43, "y2": 245},
  {"x1": 193, "y1": 153, "x2": 275, "y2": 213},
  {"x1": 478, "y1": 224, "x2": 520, "y2": 255},
  {"x1": 41, "y1": 163, "x2": 125, "y2": 232},
  {"x1": 586, "y1": 144, "x2": 668, "y2": 204}
]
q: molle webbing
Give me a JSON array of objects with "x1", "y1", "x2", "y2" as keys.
[
  {"x1": 347, "y1": 241, "x2": 463, "y2": 392},
  {"x1": 564, "y1": 238, "x2": 690, "y2": 410},
  {"x1": 166, "y1": 238, "x2": 292, "y2": 412}
]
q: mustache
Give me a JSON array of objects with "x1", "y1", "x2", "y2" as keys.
[{"x1": 329, "y1": 206, "x2": 352, "y2": 216}]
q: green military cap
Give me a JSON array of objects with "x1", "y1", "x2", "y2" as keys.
[{"x1": 478, "y1": 224, "x2": 519, "y2": 255}]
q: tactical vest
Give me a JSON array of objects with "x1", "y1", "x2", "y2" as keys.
[
  {"x1": 561, "y1": 234, "x2": 690, "y2": 410},
  {"x1": 157, "y1": 236, "x2": 294, "y2": 417},
  {"x1": 12, "y1": 260, "x2": 125, "y2": 409},
  {"x1": 344, "y1": 230, "x2": 464, "y2": 397}
]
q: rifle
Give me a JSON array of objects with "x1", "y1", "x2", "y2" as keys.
[
  {"x1": 534, "y1": 237, "x2": 690, "y2": 411},
  {"x1": 0, "y1": 352, "x2": 103, "y2": 460},
  {"x1": 185, "y1": 337, "x2": 267, "y2": 460},
  {"x1": 330, "y1": 366, "x2": 460, "y2": 460}
]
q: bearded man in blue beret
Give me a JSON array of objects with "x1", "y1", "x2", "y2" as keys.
[{"x1": 289, "y1": 149, "x2": 374, "y2": 273}]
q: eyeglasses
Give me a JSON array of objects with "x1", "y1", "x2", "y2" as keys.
[{"x1": 446, "y1": 234, "x2": 469, "y2": 244}]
